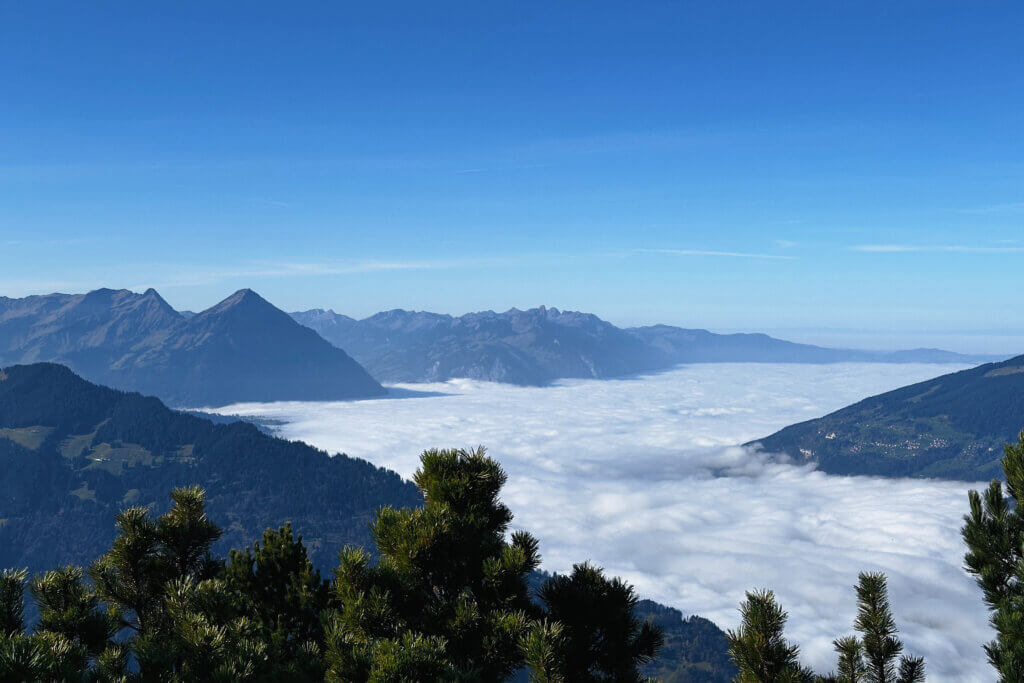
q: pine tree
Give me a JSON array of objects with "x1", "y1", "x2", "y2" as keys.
[
  {"x1": 851, "y1": 572, "x2": 923, "y2": 683},
  {"x1": 833, "y1": 636, "x2": 865, "y2": 683},
  {"x1": 0, "y1": 453, "x2": 666, "y2": 680},
  {"x1": 962, "y1": 429, "x2": 1024, "y2": 681},
  {"x1": 726, "y1": 589, "x2": 812, "y2": 682},
  {"x1": 224, "y1": 522, "x2": 330, "y2": 677},
  {"x1": 30, "y1": 565, "x2": 121, "y2": 663},
  {"x1": 325, "y1": 447, "x2": 541, "y2": 681},
  {"x1": 0, "y1": 570, "x2": 26, "y2": 637},
  {"x1": 520, "y1": 620, "x2": 567, "y2": 683},
  {"x1": 537, "y1": 562, "x2": 663, "y2": 682},
  {"x1": 88, "y1": 485, "x2": 222, "y2": 679}
]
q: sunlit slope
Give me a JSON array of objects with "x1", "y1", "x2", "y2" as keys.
[{"x1": 750, "y1": 355, "x2": 1024, "y2": 479}]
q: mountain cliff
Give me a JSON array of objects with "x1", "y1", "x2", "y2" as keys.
[
  {"x1": 292, "y1": 307, "x2": 996, "y2": 386},
  {"x1": 0, "y1": 289, "x2": 384, "y2": 406},
  {"x1": 748, "y1": 354, "x2": 1024, "y2": 480}
]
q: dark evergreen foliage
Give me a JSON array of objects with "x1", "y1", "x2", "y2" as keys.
[
  {"x1": 538, "y1": 563, "x2": 663, "y2": 681},
  {"x1": 0, "y1": 450, "x2": 670, "y2": 681},
  {"x1": 726, "y1": 589, "x2": 809, "y2": 683},
  {"x1": 962, "y1": 429, "x2": 1024, "y2": 681},
  {"x1": 223, "y1": 523, "x2": 331, "y2": 668},
  {"x1": 726, "y1": 577, "x2": 924, "y2": 683}
]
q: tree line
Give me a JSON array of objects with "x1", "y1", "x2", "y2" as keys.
[
  {"x1": 1, "y1": 447, "x2": 661, "y2": 681},
  {"x1": 4, "y1": 433, "x2": 1024, "y2": 681}
]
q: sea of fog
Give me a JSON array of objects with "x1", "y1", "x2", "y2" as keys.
[{"x1": 216, "y1": 363, "x2": 994, "y2": 681}]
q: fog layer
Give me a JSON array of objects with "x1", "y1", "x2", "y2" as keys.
[{"x1": 219, "y1": 363, "x2": 991, "y2": 680}]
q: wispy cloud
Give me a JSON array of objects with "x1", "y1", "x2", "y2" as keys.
[
  {"x1": 2, "y1": 237, "x2": 90, "y2": 248},
  {"x1": 0, "y1": 278, "x2": 96, "y2": 294},
  {"x1": 958, "y1": 202, "x2": 1024, "y2": 214},
  {"x1": 245, "y1": 198, "x2": 292, "y2": 208},
  {"x1": 852, "y1": 244, "x2": 1024, "y2": 254},
  {"x1": 641, "y1": 248, "x2": 797, "y2": 260},
  {"x1": 128, "y1": 259, "x2": 449, "y2": 289}
]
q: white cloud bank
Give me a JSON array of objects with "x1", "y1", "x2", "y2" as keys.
[{"x1": 218, "y1": 363, "x2": 993, "y2": 681}]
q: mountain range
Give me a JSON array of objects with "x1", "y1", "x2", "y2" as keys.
[
  {"x1": 0, "y1": 362, "x2": 735, "y2": 682},
  {"x1": 292, "y1": 306, "x2": 997, "y2": 386},
  {"x1": 0, "y1": 287, "x2": 1000, "y2": 404},
  {"x1": 0, "y1": 288, "x2": 383, "y2": 406},
  {"x1": 749, "y1": 354, "x2": 1024, "y2": 480}
]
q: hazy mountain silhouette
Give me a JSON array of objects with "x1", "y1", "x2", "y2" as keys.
[
  {"x1": 292, "y1": 307, "x2": 998, "y2": 386},
  {"x1": 0, "y1": 288, "x2": 384, "y2": 406},
  {"x1": 292, "y1": 306, "x2": 664, "y2": 385}
]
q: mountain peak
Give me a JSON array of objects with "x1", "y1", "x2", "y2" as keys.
[
  {"x1": 226, "y1": 288, "x2": 263, "y2": 303},
  {"x1": 198, "y1": 288, "x2": 276, "y2": 318},
  {"x1": 137, "y1": 287, "x2": 179, "y2": 315}
]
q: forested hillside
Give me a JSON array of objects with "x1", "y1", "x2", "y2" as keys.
[
  {"x1": 750, "y1": 353, "x2": 1024, "y2": 479},
  {"x1": 0, "y1": 362, "x2": 416, "y2": 571}
]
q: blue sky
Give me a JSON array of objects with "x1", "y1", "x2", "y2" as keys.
[{"x1": 1, "y1": 1, "x2": 1023, "y2": 352}]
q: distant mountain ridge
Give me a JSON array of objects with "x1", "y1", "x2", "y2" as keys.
[
  {"x1": 292, "y1": 306, "x2": 661, "y2": 385},
  {"x1": 291, "y1": 306, "x2": 999, "y2": 386},
  {"x1": 748, "y1": 354, "x2": 1024, "y2": 480},
  {"x1": 0, "y1": 288, "x2": 384, "y2": 406}
]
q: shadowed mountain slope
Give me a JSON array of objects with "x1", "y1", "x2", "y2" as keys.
[{"x1": 0, "y1": 362, "x2": 417, "y2": 572}]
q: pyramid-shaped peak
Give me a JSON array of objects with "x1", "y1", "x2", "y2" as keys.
[
  {"x1": 227, "y1": 288, "x2": 263, "y2": 302},
  {"x1": 213, "y1": 288, "x2": 271, "y2": 309},
  {"x1": 137, "y1": 287, "x2": 177, "y2": 311},
  {"x1": 192, "y1": 289, "x2": 288, "y2": 324}
]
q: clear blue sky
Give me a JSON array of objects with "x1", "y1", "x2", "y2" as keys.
[{"x1": 1, "y1": 1, "x2": 1022, "y2": 352}]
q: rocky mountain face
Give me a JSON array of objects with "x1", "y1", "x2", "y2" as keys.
[
  {"x1": 293, "y1": 306, "x2": 665, "y2": 385},
  {"x1": 748, "y1": 354, "x2": 1024, "y2": 480},
  {"x1": 0, "y1": 288, "x2": 384, "y2": 406},
  {"x1": 0, "y1": 288, "x2": 182, "y2": 369},
  {"x1": 293, "y1": 306, "x2": 997, "y2": 386}
]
